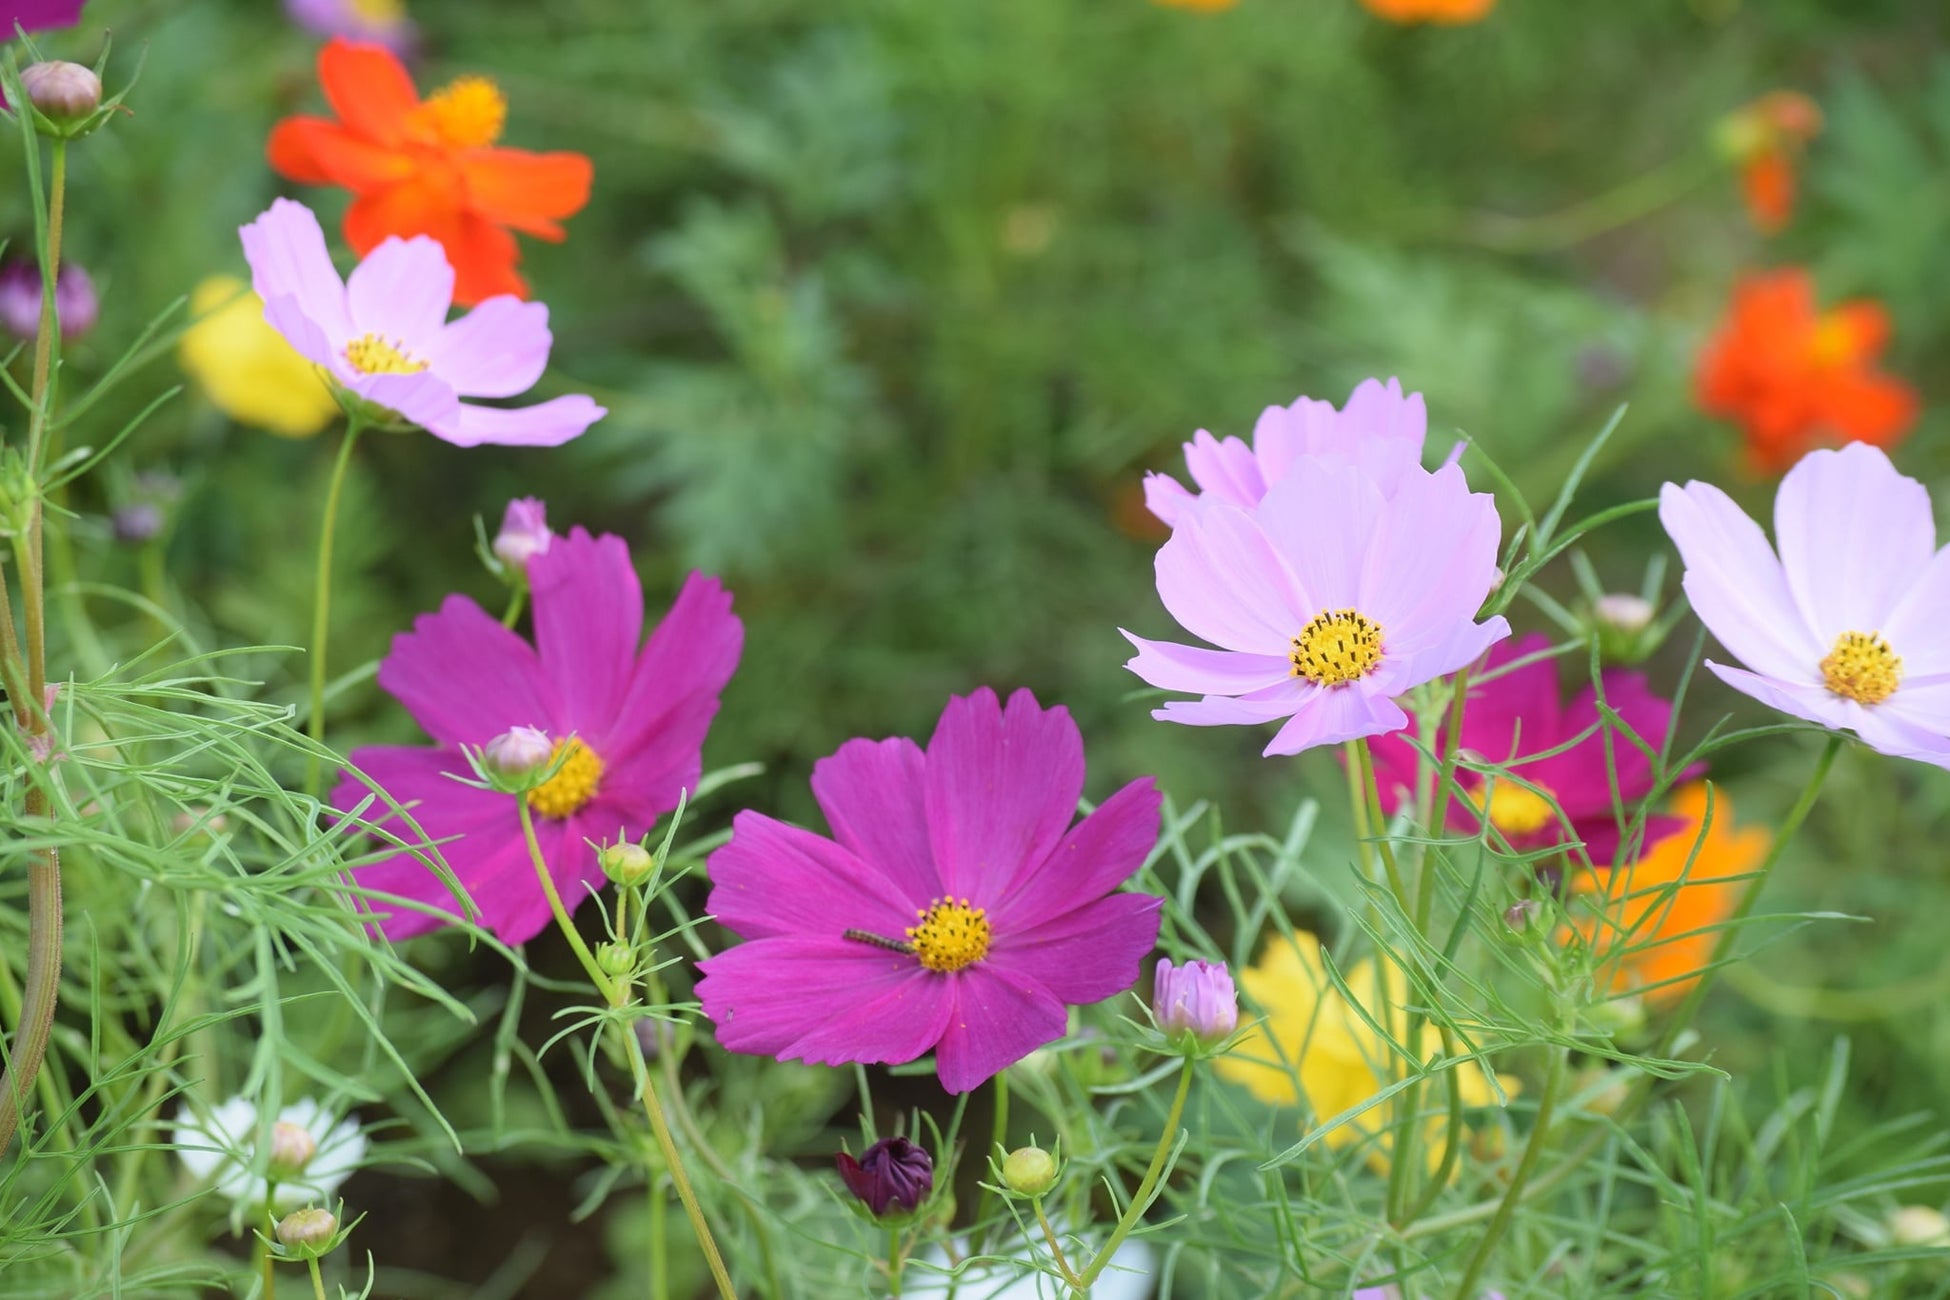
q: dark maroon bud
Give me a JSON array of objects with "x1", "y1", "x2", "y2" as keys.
[{"x1": 835, "y1": 1136, "x2": 932, "y2": 1218}]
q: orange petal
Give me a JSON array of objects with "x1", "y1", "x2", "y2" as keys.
[
  {"x1": 1740, "y1": 151, "x2": 1794, "y2": 234},
  {"x1": 269, "y1": 118, "x2": 414, "y2": 191},
  {"x1": 343, "y1": 175, "x2": 461, "y2": 254},
  {"x1": 445, "y1": 214, "x2": 529, "y2": 306},
  {"x1": 1820, "y1": 370, "x2": 1918, "y2": 446},
  {"x1": 458, "y1": 149, "x2": 594, "y2": 239},
  {"x1": 1827, "y1": 301, "x2": 1891, "y2": 357},
  {"x1": 318, "y1": 37, "x2": 422, "y2": 147}
]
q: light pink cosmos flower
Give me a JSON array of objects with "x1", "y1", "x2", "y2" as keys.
[
  {"x1": 239, "y1": 197, "x2": 603, "y2": 447},
  {"x1": 492, "y1": 496, "x2": 552, "y2": 575},
  {"x1": 1659, "y1": 442, "x2": 1950, "y2": 769},
  {"x1": 335, "y1": 528, "x2": 742, "y2": 942},
  {"x1": 1125, "y1": 455, "x2": 1509, "y2": 756},
  {"x1": 1144, "y1": 377, "x2": 1429, "y2": 528},
  {"x1": 696, "y1": 688, "x2": 1163, "y2": 1095},
  {"x1": 282, "y1": 0, "x2": 415, "y2": 54}
]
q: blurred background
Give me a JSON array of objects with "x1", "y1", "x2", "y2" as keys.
[{"x1": 8, "y1": 0, "x2": 1950, "y2": 1293}]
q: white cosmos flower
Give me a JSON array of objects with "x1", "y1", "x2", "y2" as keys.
[
  {"x1": 172, "y1": 1095, "x2": 365, "y2": 1211},
  {"x1": 902, "y1": 1231, "x2": 1154, "y2": 1300}
]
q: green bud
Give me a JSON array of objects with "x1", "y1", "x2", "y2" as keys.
[
  {"x1": 597, "y1": 942, "x2": 634, "y2": 978},
  {"x1": 1000, "y1": 1146, "x2": 1058, "y2": 1197},
  {"x1": 600, "y1": 841, "x2": 655, "y2": 886},
  {"x1": 275, "y1": 1207, "x2": 338, "y2": 1251}
]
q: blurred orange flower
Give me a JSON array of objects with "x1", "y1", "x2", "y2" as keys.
[
  {"x1": 1718, "y1": 91, "x2": 1822, "y2": 234},
  {"x1": 1695, "y1": 268, "x2": 1917, "y2": 473},
  {"x1": 1362, "y1": 0, "x2": 1495, "y2": 23},
  {"x1": 268, "y1": 38, "x2": 593, "y2": 307},
  {"x1": 1572, "y1": 785, "x2": 1769, "y2": 1005},
  {"x1": 1153, "y1": 0, "x2": 1238, "y2": 9}
]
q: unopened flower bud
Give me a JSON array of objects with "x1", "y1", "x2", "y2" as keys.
[
  {"x1": 600, "y1": 841, "x2": 655, "y2": 886},
  {"x1": 597, "y1": 942, "x2": 634, "y2": 978},
  {"x1": 484, "y1": 726, "x2": 553, "y2": 779},
  {"x1": 1890, "y1": 1205, "x2": 1950, "y2": 1248},
  {"x1": 836, "y1": 1136, "x2": 932, "y2": 1218},
  {"x1": 1593, "y1": 593, "x2": 1654, "y2": 637},
  {"x1": 1488, "y1": 566, "x2": 1507, "y2": 594},
  {"x1": 1000, "y1": 1145, "x2": 1058, "y2": 1196},
  {"x1": 492, "y1": 497, "x2": 552, "y2": 578},
  {"x1": 1503, "y1": 899, "x2": 1540, "y2": 932},
  {"x1": 20, "y1": 62, "x2": 102, "y2": 122},
  {"x1": 266, "y1": 1120, "x2": 317, "y2": 1176},
  {"x1": 112, "y1": 502, "x2": 164, "y2": 545},
  {"x1": 1152, "y1": 958, "x2": 1237, "y2": 1045},
  {"x1": 275, "y1": 1207, "x2": 338, "y2": 1250},
  {"x1": 0, "y1": 260, "x2": 98, "y2": 343}
]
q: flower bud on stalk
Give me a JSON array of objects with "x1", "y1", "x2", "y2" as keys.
[
  {"x1": 20, "y1": 61, "x2": 101, "y2": 122},
  {"x1": 267, "y1": 1121, "x2": 317, "y2": 1177},
  {"x1": 492, "y1": 497, "x2": 552, "y2": 581},
  {"x1": 836, "y1": 1136, "x2": 933, "y2": 1219},
  {"x1": 601, "y1": 840, "x2": 656, "y2": 886},
  {"x1": 1152, "y1": 958, "x2": 1237, "y2": 1049},
  {"x1": 483, "y1": 726, "x2": 554, "y2": 784},
  {"x1": 999, "y1": 1145, "x2": 1059, "y2": 1197},
  {"x1": 274, "y1": 1207, "x2": 338, "y2": 1251}
]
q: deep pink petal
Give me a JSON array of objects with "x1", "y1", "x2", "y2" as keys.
[
  {"x1": 1659, "y1": 480, "x2": 1821, "y2": 681},
  {"x1": 705, "y1": 812, "x2": 917, "y2": 940},
  {"x1": 423, "y1": 296, "x2": 553, "y2": 399},
  {"x1": 239, "y1": 199, "x2": 352, "y2": 343},
  {"x1": 1263, "y1": 685, "x2": 1408, "y2": 756},
  {"x1": 1774, "y1": 443, "x2": 1937, "y2": 641},
  {"x1": 1528, "y1": 670, "x2": 1670, "y2": 818},
  {"x1": 375, "y1": 595, "x2": 564, "y2": 746},
  {"x1": 810, "y1": 736, "x2": 942, "y2": 909},
  {"x1": 992, "y1": 778, "x2": 1161, "y2": 924},
  {"x1": 1121, "y1": 631, "x2": 1292, "y2": 697},
  {"x1": 696, "y1": 936, "x2": 952, "y2": 1066},
  {"x1": 1154, "y1": 497, "x2": 1309, "y2": 655},
  {"x1": 923, "y1": 688, "x2": 1083, "y2": 900},
  {"x1": 991, "y1": 891, "x2": 1161, "y2": 1007},
  {"x1": 345, "y1": 235, "x2": 454, "y2": 351},
  {"x1": 601, "y1": 572, "x2": 743, "y2": 771},
  {"x1": 529, "y1": 529, "x2": 641, "y2": 739},
  {"x1": 933, "y1": 964, "x2": 1070, "y2": 1094},
  {"x1": 430, "y1": 395, "x2": 605, "y2": 447}
]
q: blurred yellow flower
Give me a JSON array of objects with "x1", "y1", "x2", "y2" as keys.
[
  {"x1": 179, "y1": 276, "x2": 339, "y2": 438},
  {"x1": 1153, "y1": 0, "x2": 1239, "y2": 11},
  {"x1": 1215, "y1": 932, "x2": 1509, "y2": 1172},
  {"x1": 1362, "y1": 0, "x2": 1495, "y2": 23}
]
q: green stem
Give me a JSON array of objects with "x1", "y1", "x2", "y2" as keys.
[
  {"x1": 1032, "y1": 1198, "x2": 1081, "y2": 1289},
  {"x1": 1074, "y1": 1057, "x2": 1194, "y2": 1289},
  {"x1": 971, "y1": 1070, "x2": 1009, "y2": 1233},
  {"x1": 304, "y1": 418, "x2": 366, "y2": 800},
  {"x1": 516, "y1": 798, "x2": 620, "y2": 1005},
  {"x1": 649, "y1": 1174, "x2": 667, "y2": 1300},
  {"x1": 500, "y1": 586, "x2": 526, "y2": 629},
  {"x1": 1449, "y1": 1041, "x2": 1567, "y2": 1299},
  {"x1": 632, "y1": 1043, "x2": 737, "y2": 1300},
  {"x1": 306, "y1": 1257, "x2": 327, "y2": 1300},
  {"x1": 887, "y1": 1225, "x2": 906, "y2": 1298},
  {"x1": 24, "y1": 141, "x2": 64, "y2": 473}
]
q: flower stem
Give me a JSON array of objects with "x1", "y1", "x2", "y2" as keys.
[
  {"x1": 1448, "y1": 1039, "x2": 1567, "y2": 1300},
  {"x1": 628, "y1": 1034, "x2": 736, "y2": 1300},
  {"x1": 304, "y1": 417, "x2": 366, "y2": 800},
  {"x1": 515, "y1": 798, "x2": 619, "y2": 1005},
  {"x1": 1032, "y1": 1198, "x2": 1082, "y2": 1289},
  {"x1": 307, "y1": 1257, "x2": 327, "y2": 1300},
  {"x1": 1074, "y1": 1056, "x2": 1194, "y2": 1290},
  {"x1": 500, "y1": 586, "x2": 526, "y2": 629}
]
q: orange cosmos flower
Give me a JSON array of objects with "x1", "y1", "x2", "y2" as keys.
[
  {"x1": 1717, "y1": 92, "x2": 1822, "y2": 234},
  {"x1": 1572, "y1": 785, "x2": 1770, "y2": 1005},
  {"x1": 1361, "y1": 0, "x2": 1495, "y2": 23},
  {"x1": 1695, "y1": 268, "x2": 1917, "y2": 474},
  {"x1": 267, "y1": 39, "x2": 592, "y2": 307}
]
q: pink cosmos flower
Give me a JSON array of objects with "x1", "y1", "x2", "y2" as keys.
[
  {"x1": 1124, "y1": 455, "x2": 1509, "y2": 756},
  {"x1": 239, "y1": 197, "x2": 603, "y2": 447},
  {"x1": 282, "y1": 0, "x2": 415, "y2": 54},
  {"x1": 1660, "y1": 442, "x2": 1950, "y2": 769},
  {"x1": 334, "y1": 528, "x2": 742, "y2": 942},
  {"x1": 492, "y1": 497, "x2": 552, "y2": 575},
  {"x1": 7, "y1": 2, "x2": 84, "y2": 33},
  {"x1": 1367, "y1": 633, "x2": 1690, "y2": 863},
  {"x1": 1144, "y1": 377, "x2": 1429, "y2": 529},
  {"x1": 696, "y1": 688, "x2": 1163, "y2": 1095}
]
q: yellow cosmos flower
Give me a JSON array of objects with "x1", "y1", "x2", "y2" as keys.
[
  {"x1": 178, "y1": 276, "x2": 339, "y2": 438},
  {"x1": 1215, "y1": 932, "x2": 1510, "y2": 1172}
]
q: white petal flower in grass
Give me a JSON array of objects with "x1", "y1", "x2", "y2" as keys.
[{"x1": 172, "y1": 1095, "x2": 366, "y2": 1212}]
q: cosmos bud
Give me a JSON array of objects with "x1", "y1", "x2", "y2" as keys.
[{"x1": 836, "y1": 1136, "x2": 933, "y2": 1218}]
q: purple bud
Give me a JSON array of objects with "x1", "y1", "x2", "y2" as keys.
[
  {"x1": 1153, "y1": 958, "x2": 1238, "y2": 1043},
  {"x1": 484, "y1": 725, "x2": 554, "y2": 777},
  {"x1": 19, "y1": 61, "x2": 101, "y2": 121},
  {"x1": 0, "y1": 260, "x2": 98, "y2": 343},
  {"x1": 492, "y1": 497, "x2": 552, "y2": 576},
  {"x1": 112, "y1": 502, "x2": 164, "y2": 545},
  {"x1": 835, "y1": 1136, "x2": 932, "y2": 1218}
]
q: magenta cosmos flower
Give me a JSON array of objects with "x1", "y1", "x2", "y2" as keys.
[
  {"x1": 1144, "y1": 377, "x2": 1429, "y2": 529},
  {"x1": 7, "y1": 2, "x2": 84, "y2": 32},
  {"x1": 696, "y1": 688, "x2": 1163, "y2": 1094},
  {"x1": 1367, "y1": 633, "x2": 1690, "y2": 863},
  {"x1": 334, "y1": 528, "x2": 742, "y2": 942},
  {"x1": 1660, "y1": 442, "x2": 1950, "y2": 769},
  {"x1": 239, "y1": 197, "x2": 603, "y2": 447},
  {"x1": 1125, "y1": 455, "x2": 1509, "y2": 756}
]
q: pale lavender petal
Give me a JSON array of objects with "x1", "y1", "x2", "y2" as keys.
[
  {"x1": 706, "y1": 811, "x2": 916, "y2": 940},
  {"x1": 353, "y1": 370, "x2": 460, "y2": 432},
  {"x1": 697, "y1": 936, "x2": 952, "y2": 1064},
  {"x1": 374, "y1": 595, "x2": 565, "y2": 746},
  {"x1": 1880, "y1": 681, "x2": 1950, "y2": 732},
  {"x1": 260, "y1": 294, "x2": 338, "y2": 369},
  {"x1": 1181, "y1": 430, "x2": 1264, "y2": 509},
  {"x1": 1257, "y1": 457, "x2": 1386, "y2": 610},
  {"x1": 1262, "y1": 685, "x2": 1408, "y2": 756},
  {"x1": 422, "y1": 296, "x2": 552, "y2": 399},
  {"x1": 1121, "y1": 631, "x2": 1292, "y2": 696},
  {"x1": 239, "y1": 198, "x2": 352, "y2": 344},
  {"x1": 1356, "y1": 462, "x2": 1501, "y2": 657},
  {"x1": 992, "y1": 778, "x2": 1160, "y2": 923},
  {"x1": 923, "y1": 688, "x2": 1082, "y2": 899},
  {"x1": 344, "y1": 236, "x2": 454, "y2": 352},
  {"x1": 600, "y1": 572, "x2": 743, "y2": 787},
  {"x1": 1155, "y1": 498, "x2": 1308, "y2": 654},
  {"x1": 810, "y1": 736, "x2": 942, "y2": 909},
  {"x1": 1774, "y1": 443, "x2": 1937, "y2": 642},
  {"x1": 1704, "y1": 662, "x2": 1853, "y2": 734},
  {"x1": 528, "y1": 529, "x2": 642, "y2": 735},
  {"x1": 934, "y1": 964, "x2": 1070, "y2": 1094},
  {"x1": 1143, "y1": 471, "x2": 1194, "y2": 528},
  {"x1": 1250, "y1": 394, "x2": 1339, "y2": 484},
  {"x1": 1660, "y1": 481, "x2": 1821, "y2": 681},
  {"x1": 1393, "y1": 615, "x2": 1509, "y2": 688},
  {"x1": 431, "y1": 395, "x2": 605, "y2": 448},
  {"x1": 991, "y1": 891, "x2": 1161, "y2": 1006},
  {"x1": 1882, "y1": 545, "x2": 1950, "y2": 678},
  {"x1": 1154, "y1": 686, "x2": 1304, "y2": 727},
  {"x1": 1853, "y1": 702, "x2": 1950, "y2": 770}
]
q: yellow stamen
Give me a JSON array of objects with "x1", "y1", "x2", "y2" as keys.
[
  {"x1": 348, "y1": 0, "x2": 405, "y2": 20},
  {"x1": 905, "y1": 897, "x2": 992, "y2": 973},
  {"x1": 1483, "y1": 781, "x2": 1555, "y2": 836},
  {"x1": 1820, "y1": 630, "x2": 1901, "y2": 705},
  {"x1": 1810, "y1": 313, "x2": 1858, "y2": 368},
  {"x1": 528, "y1": 738, "x2": 604, "y2": 819},
  {"x1": 1289, "y1": 608, "x2": 1384, "y2": 687},
  {"x1": 421, "y1": 75, "x2": 507, "y2": 149},
  {"x1": 343, "y1": 333, "x2": 428, "y2": 376}
]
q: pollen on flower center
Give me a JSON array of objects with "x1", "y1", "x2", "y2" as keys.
[
  {"x1": 422, "y1": 75, "x2": 507, "y2": 149},
  {"x1": 1819, "y1": 630, "x2": 1902, "y2": 705},
  {"x1": 1289, "y1": 608, "x2": 1384, "y2": 687},
  {"x1": 1482, "y1": 780, "x2": 1555, "y2": 836},
  {"x1": 343, "y1": 333, "x2": 429, "y2": 376},
  {"x1": 528, "y1": 738, "x2": 604, "y2": 819},
  {"x1": 348, "y1": 0, "x2": 405, "y2": 20},
  {"x1": 905, "y1": 897, "x2": 992, "y2": 973}
]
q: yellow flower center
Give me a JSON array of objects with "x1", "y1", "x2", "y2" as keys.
[
  {"x1": 528, "y1": 738, "x2": 604, "y2": 819},
  {"x1": 904, "y1": 897, "x2": 992, "y2": 973},
  {"x1": 1289, "y1": 608, "x2": 1384, "y2": 687},
  {"x1": 1810, "y1": 313, "x2": 1859, "y2": 368},
  {"x1": 422, "y1": 75, "x2": 507, "y2": 149},
  {"x1": 1483, "y1": 781, "x2": 1555, "y2": 836},
  {"x1": 343, "y1": 334, "x2": 429, "y2": 376},
  {"x1": 349, "y1": 0, "x2": 405, "y2": 19},
  {"x1": 1820, "y1": 630, "x2": 1902, "y2": 705}
]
